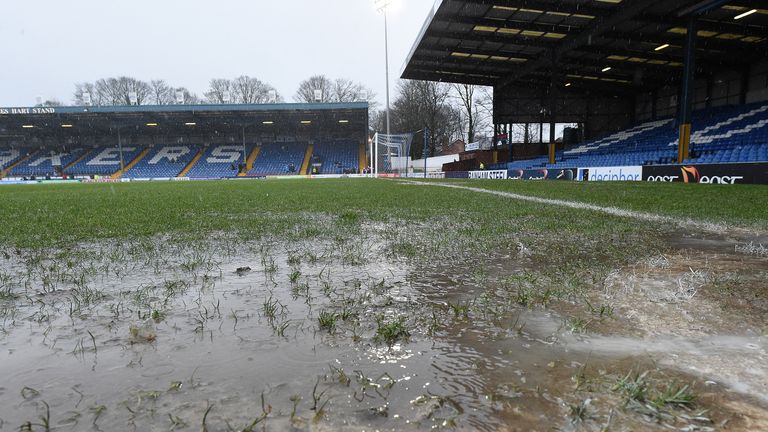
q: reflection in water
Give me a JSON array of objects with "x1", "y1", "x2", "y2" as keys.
[{"x1": 0, "y1": 235, "x2": 765, "y2": 430}]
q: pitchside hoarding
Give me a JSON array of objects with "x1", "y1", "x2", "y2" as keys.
[
  {"x1": 468, "y1": 170, "x2": 508, "y2": 179},
  {"x1": 643, "y1": 163, "x2": 768, "y2": 184},
  {"x1": 463, "y1": 168, "x2": 577, "y2": 180},
  {"x1": 508, "y1": 168, "x2": 576, "y2": 180},
  {"x1": 445, "y1": 171, "x2": 469, "y2": 179},
  {"x1": 577, "y1": 166, "x2": 643, "y2": 181},
  {"x1": 414, "y1": 163, "x2": 768, "y2": 184}
]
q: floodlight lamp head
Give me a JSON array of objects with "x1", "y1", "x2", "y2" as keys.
[{"x1": 374, "y1": 0, "x2": 393, "y2": 13}]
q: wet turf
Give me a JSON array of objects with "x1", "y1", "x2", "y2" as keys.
[
  {"x1": 0, "y1": 178, "x2": 766, "y2": 430},
  {"x1": 2, "y1": 178, "x2": 766, "y2": 248}
]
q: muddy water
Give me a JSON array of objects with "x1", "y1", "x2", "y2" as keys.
[{"x1": 0, "y1": 234, "x2": 766, "y2": 431}]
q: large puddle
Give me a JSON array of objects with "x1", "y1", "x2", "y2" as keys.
[{"x1": 0, "y1": 228, "x2": 766, "y2": 431}]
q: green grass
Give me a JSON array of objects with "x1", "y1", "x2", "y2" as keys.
[
  {"x1": 317, "y1": 311, "x2": 338, "y2": 332},
  {"x1": 452, "y1": 179, "x2": 768, "y2": 229},
  {"x1": 0, "y1": 178, "x2": 764, "y2": 248},
  {"x1": 374, "y1": 318, "x2": 410, "y2": 345}
]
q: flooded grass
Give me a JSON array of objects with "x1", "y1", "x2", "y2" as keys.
[{"x1": 0, "y1": 179, "x2": 766, "y2": 430}]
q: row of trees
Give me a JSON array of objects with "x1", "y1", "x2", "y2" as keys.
[
  {"x1": 67, "y1": 75, "x2": 377, "y2": 107},
  {"x1": 73, "y1": 78, "x2": 200, "y2": 106}
]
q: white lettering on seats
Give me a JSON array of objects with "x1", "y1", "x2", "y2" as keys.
[
  {"x1": 0, "y1": 149, "x2": 20, "y2": 166},
  {"x1": 29, "y1": 153, "x2": 66, "y2": 166},
  {"x1": 88, "y1": 147, "x2": 136, "y2": 165},
  {"x1": 206, "y1": 146, "x2": 242, "y2": 163},
  {"x1": 148, "y1": 146, "x2": 191, "y2": 164}
]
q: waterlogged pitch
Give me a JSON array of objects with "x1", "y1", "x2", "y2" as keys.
[{"x1": 0, "y1": 179, "x2": 767, "y2": 431}]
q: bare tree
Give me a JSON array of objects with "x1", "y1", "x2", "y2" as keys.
[
  {"x1": 390, "y1": 80, "x2": 462, "y2": 157},
  {"x1": 295, "y1": 75, "x2": 376, "y2": 104},
  {"x1": 150, "y1": 80, "x2": 175, "y2": 105},
  {"x1": 508, "y1": 123, "x2": 540, "y2": 144},
  {"x1": 173, "y1": 87, "x2": 201, "y2": 104},
  {"x1": 73, "y1": 78, "x2": 151, "y2": 106},
  {"x1": 205, "y1": 77, "x2": 281, "y2": 104},
  {"x1": 73, "y1": 82, "x2": 102, "y2": 106},
  {"x1": 91, "y1": 77, "x2": 152, "y2": 105},
  {"x1": 232, "y1": 75, "x2": 280, "y2": 104},
  {"x1": 474, "y1": 86, "x2": 494, "y2": 142},
  {"x1": 452, "y1": 84, "x2": 476, "y2": 144},
  {"x1": 330, "y1": 78, "x2": 360, "y2": 102},
  {"x1": 294, "y1": 75, "x2": 334, "y2": 103},
  {"x1": 35, "y1": 99, "x2": 63, "y2": 107},
  {"x1": 204, "y1": 79, "x2": 234, "y2": 103},
  {"x1": 452, "y1": 84, "x2": 493, "y2": 144}
]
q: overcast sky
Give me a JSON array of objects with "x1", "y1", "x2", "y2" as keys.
[{"x1": 0, "y1": 0, "x2": 437, "y2": 107}]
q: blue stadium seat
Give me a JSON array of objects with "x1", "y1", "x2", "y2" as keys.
[
  {"x1": 507, "y1": 101, "x2": 768, "y2": 170},
  {"x1": 311, "y1": 140, "x2": 359, "y2": 174},
  {"x1": 11, "y1": 147, "x2": 88, "y2": 176},
  {"x1": 248, "y1": 142, "x2": 307, "y2": 176},
  {"x1": 66, "y1": 146, "x2": 145, "y2": 176},
  {"x1": 0, "y1": 147, "x2": 34, "y2": 172},
  {"x1": 123, "y1": 145, "x2": 200, "y2": 179},
  {"x1": 185, "y1": 144, "x2": 254, "y2": 179}
]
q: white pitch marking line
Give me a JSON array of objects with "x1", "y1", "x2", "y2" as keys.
[{"x1": 399, "y1": 180, "x2": 734, "y2": 234}]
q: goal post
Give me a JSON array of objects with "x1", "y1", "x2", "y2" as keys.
[{"x1": 373, "y1": 132, "x2": 416, "y2": 177}]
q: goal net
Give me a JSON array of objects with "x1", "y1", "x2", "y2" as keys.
[{"x1": 372, "y1": 132, "x2": 415, "y2": 177}]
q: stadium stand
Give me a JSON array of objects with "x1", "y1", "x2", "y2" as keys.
[
  {"x1": 10, "y1": 147, "x2": 88, "y2": 176},
  {"x1": 495, "y1": 102, "x2": 768, "y2": 171},
  {"x1": 185, "y1": 144, "x2": 254, "y2": 178},
  {"x1": 310, "y1": 140, "x2": 360, "y2": 174},
  {"x1": 0, "y1": 147, "x2": 32, "y2": 172},
  {"x1": 66, "y1": 146, "x2": 146, "y2": 176},
  {"x1": 403, "y1": 0, "x2": 768, "y2": 175},
  {"x1": 248, "y1": 142, "x2": 307, "y2": 176},
  {"x1": 122, "y1": 145, "x2": 200, "y2": 179},
  {"x1": 0, "y1": 103, "x2": 367, "y2": 180}
]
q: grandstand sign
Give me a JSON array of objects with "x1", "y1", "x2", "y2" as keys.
[
  {"x1": 643, "y1": 163, "x2": 768, "y2": 185},
  {"x1": 0, "y1": 107, "x2": 56, "y2": 115}
]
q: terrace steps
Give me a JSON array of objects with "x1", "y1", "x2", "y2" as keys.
[
  {"x1": 239, "y1": 146, "x2": 261, "y2": 177},
  {"x1": 359, "y1": 143, "x2": 367, "y2": 172},
  {"x1": 112, "y1": 147, "x2": 150, "y2": 179},
  {"x1": 178, "y1": 147, "x2": 205, "y2": 177},
  {"x1": 301, "y1": 144, "x2": 314, "y2": 174},
  {"x1": 1, "y1": 152, "x2": 33, "y2": 178}
]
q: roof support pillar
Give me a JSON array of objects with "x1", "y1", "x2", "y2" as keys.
[
  {"x1": 242, "y1": 126, "x2": 247, "y2": 168},
  {"x1": 705, "y1": 74, "x2": 714, "y2": 109},
  {"x1": 539, "y1": 122, "x2": 543, "y2": 144},
  {"x1": 677, "y1": 16, "x2": 697, "y2": 164},
  {"x1": 739, "y1": 64, "x2": 751, "y2": 105},
  {"x1": 117, "y1": 127, "x2": 125, "y2": 171},
  {"x1": 548, "y1": 59, "x2": 557, "y2": 165}
]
